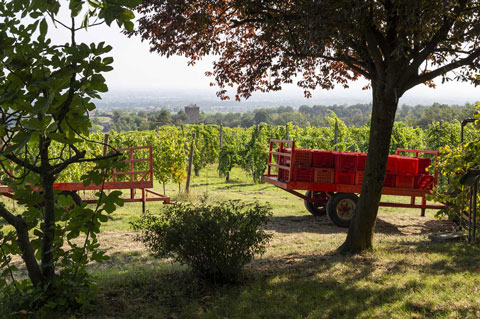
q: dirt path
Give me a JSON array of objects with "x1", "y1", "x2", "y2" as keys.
[{"x1": 95, "y1": 212, "x2": 453, "y2": 257}]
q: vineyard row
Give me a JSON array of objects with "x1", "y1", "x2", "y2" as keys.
[{"x1": 55, "y1": 118, "x2": 478, "y2": 187}]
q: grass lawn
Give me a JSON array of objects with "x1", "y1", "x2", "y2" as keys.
[{"x1": 3, "y1": 165, "x2": 480, "y2": 318}]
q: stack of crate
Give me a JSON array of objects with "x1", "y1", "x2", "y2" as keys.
[
  {"x1": 414, "y1": 157, "x2": 434, "y2": 189},
  {"x1": 312, "y1": 150, "x2": 335, "y2": 183},
  {"x1": 335, "y1": 152, "x2": 357, "y2": 184},
  {"x1": 291, "y1": 148, "x2": 314, "y2": 182},
  {"x1": 354, "y1": 153, "x2": 367, "y2": 185},
  {"x1": 392, "y1": 155, "x2": 418, "y2": 188},
  {"x1": 279, "y1": 148, "x2": 336, "y2": 183},
  {"x1": 278, "y1": 148, "x2": 434, "y2": 188}
]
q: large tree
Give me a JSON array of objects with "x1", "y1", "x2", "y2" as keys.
[
  {"x1": 135, "y1": 0, "x2": 480, "y2": 253},
  {"x1": 0, "y1": 0, "x2": 138, "y2": 307}
]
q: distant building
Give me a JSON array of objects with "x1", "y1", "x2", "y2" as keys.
[{"x1": 184, "y1": 104, "x2": 200, "y2": 121}]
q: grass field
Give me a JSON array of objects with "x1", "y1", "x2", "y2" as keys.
[{"x1": 4, "y1": 165, "x2": 480, "y2": 318}]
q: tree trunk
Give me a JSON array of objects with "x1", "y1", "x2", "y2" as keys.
[
  {"x1": 41, "y1": 174, "x2": 56, "y2": 282},
  {"x1": 226, "y1": 172, "x2": 230, "y2": 182},
  {"x1": 339, "y1": 81, "x2": 399, "y2": 253}
]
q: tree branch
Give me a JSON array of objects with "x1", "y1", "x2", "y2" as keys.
[
  {"x1": 341, "y1": 57, "x2": 371, "y2": 79},
  {"x1": 364, "y1": 26, "x2": 386, "y2": 76},
  {"x1": 50, "y1": 151, "x2": 121, "y2": 176},
  {"x1": 0, "y1": 205, "x2": 43, "y2": 286},
  {"x1": 402, "y1": 48, "x2": 480, "y2": 92},
  {"x1": 53, "y1": 18, "x2": 72, "y2": 30},
  {"x1": 50, "y1": 150, "x2": 86, "y2": 176},
  {"x1": 402, "y1": 0, "x2": 468, "y2": 85},
  {"x1": 3, "y1": 153, "x2": 41, "y2": 174}
]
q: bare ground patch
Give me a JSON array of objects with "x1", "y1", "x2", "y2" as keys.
[{"x1": 7, "y1": 209, "x2": 454, "y2": 275}]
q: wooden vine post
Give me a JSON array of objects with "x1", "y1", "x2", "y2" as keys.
[
  {"x1": 103, "y1": 133, "x2": 110, "y2": 198},
  {"x1": 185, "y1": 132, "x2": 196, "y2": 193},
  {"x1": 103, "y1": 134, "x2": 110, "y2": 156},
  {"x1": 334, "y1": 119, "x2": 338, "y2": 151},
  {"x1": 219, "y1": 124, "x2": 223, "y2": 177}
]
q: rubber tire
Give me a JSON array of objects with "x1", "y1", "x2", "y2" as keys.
[
  {"x1": 60, "y1": 191, "x2": 82, "y2": 207},
  {"x1": 304, "y1": 190, "x2": 327, "y2": 216},
  {"x1": 326, "y1": 193, "x2": 358, "y2": 228}
]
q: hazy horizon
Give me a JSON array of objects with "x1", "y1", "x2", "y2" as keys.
[{"x1": 48, "y1": 9, "x2": 480, "y2": 109}]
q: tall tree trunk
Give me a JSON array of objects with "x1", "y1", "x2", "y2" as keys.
[
  {"x1": 39, "y1": 136, "x2": 56, "y2": 283},
  {"x1": 41, "y1": 174, "x2": 56, "y2": 282},
  {"x1": 339, "y1": 80, "x2": 399, "y2": 253}
]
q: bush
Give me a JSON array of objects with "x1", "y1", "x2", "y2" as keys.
[
  {"x1": 431, "y1": 141, "x2": 480, "y2": 221},
  {"x1": 132, "y1": 200, "x2": 272, "y2": 283}
]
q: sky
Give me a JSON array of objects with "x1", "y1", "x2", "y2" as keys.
[{"x1": 48, "y1": 9, "x2": 480, "y2": 107}]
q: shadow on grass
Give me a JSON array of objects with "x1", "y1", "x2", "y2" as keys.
[
  {"x1": 81, "y1": 239, "x2": 480, "y2": 319},
  {"x1": 265, "y1": 215, "x2": 403, "y2": 235},
  {"x1": 389, "y1": 240, "x2": 480, "y2": 274},
  {"x1": 190, "y1": 181, "x2": 228, "y2": 188},
  {"x1": 85, "y1": 251, "x2": 408, "y2": 319},
  {"x1": 214, "y1": 183, "x2": 257, "y2": 190},
  {"x1": 264, "y1": 215, "x2": 347, "y2": 234},
  {"x1": 265, "y1": 214, "x2": 453, "y2": 236}
]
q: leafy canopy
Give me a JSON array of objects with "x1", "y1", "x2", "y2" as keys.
[{"x1": 135, "y1": 0, "x2": 480, "y2": 100}]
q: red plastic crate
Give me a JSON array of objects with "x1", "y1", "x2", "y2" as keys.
[
  {"x1": 387, "y1": 155, "x2": 399, "y2": 173},
  {"x1": 396, "y1": 156, "x2": 419, "y2": 175},
  {"x1": 277, "y1": 168, "x2": 290, "y2": 181},
  {"x1": 384, "y1": 174, "x2": 396, "y2": 187},
  {"x1": 314, "y1": 168, "x2": 335, "y2": 184},
  {"x1": 312, "y1": 150, "x2": 334, "y2": 168},
  {"x1": 292, "y1": 167, "x2": 314, "y2": 182},
  {"x1": 356, "y1": 153, "x2": 367, "y2": 170},
  {"x1": 335, "y1": 171, "x2": 355, "y2": 185},
  {"x1": 415, "y1": 174, "x2": 434, "y2": 189},
  {"x1": 355, "y1": 171, "x2": 364, "y2": 185},
  {"x1": 334, "y1": 152, "x2": 357, "y2": 172},
  {"x1": 396, "y1": 175, "x2": 415, "y2": 188},
  {"x1": 292, "y1": 148, "x2": 312, "y2": 167},
  {"x1": 417, "y1": 158, "x2": 432, "y2": 174}
]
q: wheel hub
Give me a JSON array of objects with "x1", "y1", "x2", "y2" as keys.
[{"x1": 336, "y1": 199, "x2": 356, "y2": 220}]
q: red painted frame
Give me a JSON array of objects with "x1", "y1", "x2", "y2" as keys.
[
  {"x1": 0, "y1": 145, "x2": 169, "y2": 212},
  {"x1": 265, "y1": 140, "x2": 446, "y2": 213}
]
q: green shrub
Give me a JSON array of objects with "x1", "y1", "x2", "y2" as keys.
[
  {"x1": 431, "y1": 141, "x2": 480, "y2": 221},
  {"x1": 132, "y1": 200, "x2": 272, "y2": 283}
]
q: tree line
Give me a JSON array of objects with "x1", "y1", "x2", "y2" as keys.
[{"x1": 93, "y1": 102, "x2": 477, "y2": 132}]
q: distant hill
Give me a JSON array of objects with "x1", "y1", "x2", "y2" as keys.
[{"x1": 94, "y1": 86, "x2": 480, "y2": 113}]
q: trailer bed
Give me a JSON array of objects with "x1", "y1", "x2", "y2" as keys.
[
  {"x1": 264, "y1": 139, "x2": 446, "y2": 227},
  {"x1": 0, "y1": 145, "x2": 170, "y2": 212}
]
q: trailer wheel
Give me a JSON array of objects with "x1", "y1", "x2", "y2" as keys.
[
  {"x1": 304, "y1": 191, "x2": 327, "y2": 216},
  {"x1": 326, "y1": 193, "x2": 358, "y2": 227}
]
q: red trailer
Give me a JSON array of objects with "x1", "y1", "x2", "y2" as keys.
[
  {"x1": 264, "y1": 139, "x2": 445, "y2": 227},
  {"x1": 0, "y1": 145, "x2": 170, "y2": 213}
]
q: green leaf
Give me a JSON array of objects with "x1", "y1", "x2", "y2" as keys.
[
  {"x1": 39, "y1": 18, "x2": 48, "y2": 36},
  {"x1": 47, "y1": 132, "x2": 82, "y2": 144},
  {"x1": 5, "y1": 131, "x2": 31, "y2": 154}
]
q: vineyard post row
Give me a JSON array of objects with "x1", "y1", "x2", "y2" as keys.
[{"x1": 47, "y1": 120, "x2": 476, "y2": 189}]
